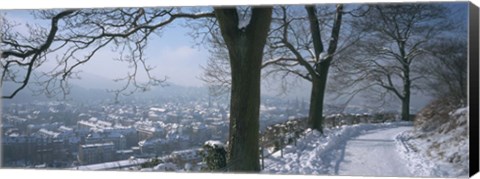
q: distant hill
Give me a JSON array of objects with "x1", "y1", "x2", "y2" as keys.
[
  {"x1": 1, "y1": 73, "x2": 210, "y2": 105},
  {"x1": 69, "y1": 72, "x2": 121, "y2": 90}
]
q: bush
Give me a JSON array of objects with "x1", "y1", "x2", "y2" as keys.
[
  {"x1": 414, "y1": 96, "x2": 462, "y2": 132},
  {"x1": 202, "y1": 140, "x2": 226, "y2": 171},
  {"x1": 141, "y1": 157, "x2": 161, "y2": 168}
]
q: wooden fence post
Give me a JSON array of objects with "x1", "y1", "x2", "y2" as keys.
[
  {"x1": 280, "y1": 138, "x2": 283, "y2": 158},
  {"x1": 261, "y1": 147, "x2": 264, "y2": 170}
]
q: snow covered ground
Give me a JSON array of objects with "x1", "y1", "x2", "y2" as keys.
[
  {"x1": 336, "y1": 126, "x2": 414, "y2": 177},
  {"x1": 396, "y1": 107, "x2": 469, "y2": 178},
  {"x1": 73, "y1": 158, "x2": 149, "y2": 170},
  {"x1": 262, "y1": 121, "x2": 415, "y2": 177}
]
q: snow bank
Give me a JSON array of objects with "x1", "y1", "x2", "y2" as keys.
[
  {"x1": 73, "y1": 158, "x2": 148, "y2": 170},
  {"x1": 204, "y1": 140, "x2": 225, "y2": 149},
  {"x1": 396, "y1": 107, "x2": 469, "y2": 177},
  {"x1": 319, "y1": 52, "x2": 329, "y2": 61},
  {"x1": 262, "y1": 121, "x2": 412, "y2": 175},
  {"x1": 153, "y1": 162, "x2": 177, "y2": 171}
]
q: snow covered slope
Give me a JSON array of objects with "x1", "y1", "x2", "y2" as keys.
[{"x1": 397, "y1": 107, "x2": 469, "y2": 177}]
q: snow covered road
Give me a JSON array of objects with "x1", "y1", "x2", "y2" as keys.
[
  {"x1": 263, "y1": 122, "x2": 416, "y2": 177},
  {"x1": 335, "y1": 126, "x2": 414, "y2": 177}
]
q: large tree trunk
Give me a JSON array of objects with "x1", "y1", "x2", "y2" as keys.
[
  {"x1": 227, "y1": 48, "x2": 262, "y2": 171},
  {"x1": 308, "y1": 76, "x2": 322, "y2": 132},
  {"x1": 308, "y1": 63, "x2": 331, "y2": 133},
  {"x1": 402, "y1": 72, "x2": 411, "y2": 121},
  {"x1": 401, "y1": 96, "x2": 410, "y2": 120},
  {"x1": 214, "y1": 7, "x2": 272, "y2": 172}
]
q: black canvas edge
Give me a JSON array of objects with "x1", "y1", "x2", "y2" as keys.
[{"x1": 469, "y1": 2, "x2": 480, "y2": 178}]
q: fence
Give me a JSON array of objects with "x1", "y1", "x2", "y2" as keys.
[{"x1": 259, "y1": 117, "x2": 308, "y2": 169}]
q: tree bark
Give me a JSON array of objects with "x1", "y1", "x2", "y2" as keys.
[
  {"x1": 308, "y1": 62, "x2": 331, "y2": 133},
  {"x1": 308, "y1": 76, "x2": 322, "y2": 132},
  {"x1": 401, "y1": 67, "x2": 411, "y2": 121},
  {"x1": 401, "y1": 96, "x2": 410, "y2": 120},
  {"x1": 214, "y1": 7, "x2": 272, "y2": 172}
]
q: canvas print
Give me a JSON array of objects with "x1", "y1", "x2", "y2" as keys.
[{"x1": 0, "y1": 1, "x2": 476, "y2": 178}]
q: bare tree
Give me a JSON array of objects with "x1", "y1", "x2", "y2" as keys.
[
  {"x1": 197, "y1": 29, "x2": 231, "y2": 97},
  {"x1": 293, "y1": 4, "x2": 343, "y2": 133},
  {"x1": 331, "y1": 4, "x2": 452, "y2": 120},
  {"x1": 263, "y1": 4, "x2": 365, "y2": 133},
  {"x1": 422, "y1": 37, "x2": 468, "y2": 105},
  {"x1": 201, "y1": 50, "x2": 231, "y2": 97}
]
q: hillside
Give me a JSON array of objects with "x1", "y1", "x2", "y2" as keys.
[{"x1": 396, "y1": 97, "x2": 469, "y2": 177}]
